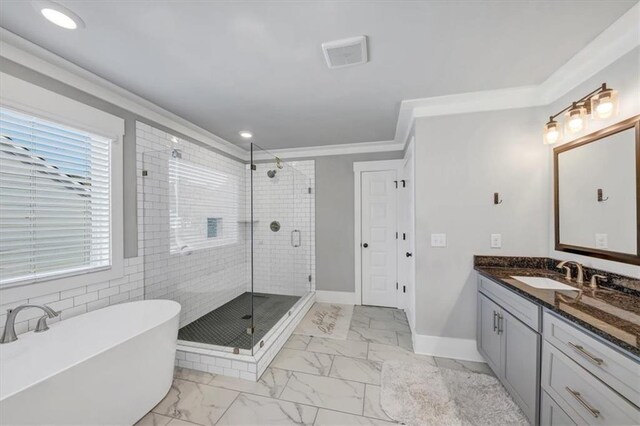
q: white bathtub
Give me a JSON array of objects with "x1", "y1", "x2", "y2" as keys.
[{"x1": 0, "y1": 300, "x2": 180, "y2": 425}]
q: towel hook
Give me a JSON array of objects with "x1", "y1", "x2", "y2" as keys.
[
  {"x1": 597, "y1": 188, "x2": 608, "y2": 202},
  {"x1": 493, "y1": 192, "x2": 503, "y2": 205}
]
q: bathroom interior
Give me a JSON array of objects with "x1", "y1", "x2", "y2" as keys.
[{"x1": 0, "y1": 1, "x2": 638, "y2": 426}]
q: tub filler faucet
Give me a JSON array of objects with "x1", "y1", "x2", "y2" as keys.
[{"x1": 1, "y1": 304, "x2": 60, "y2": 344}]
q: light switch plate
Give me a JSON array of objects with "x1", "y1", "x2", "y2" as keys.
[
  {"x1": 431, "y1": 233, "x2": 447, "y2": 247},
  {"x1": 595, "y1": 233, "x2": 608, "y2": 249},
  {"x1": 491, "y1": 233, "x2": 502, "y2": 248}
]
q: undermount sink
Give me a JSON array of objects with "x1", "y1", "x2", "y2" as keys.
[{"x1": 511, "y1": 276, "x2": 578, "y2": 291}]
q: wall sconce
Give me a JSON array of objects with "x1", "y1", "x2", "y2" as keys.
[{"x1": 542, "y1": 83, "x2": 619, "y2": 145}]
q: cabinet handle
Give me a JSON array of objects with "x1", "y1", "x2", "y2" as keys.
[
  {"x1": 493, "y1": 311, "x2": 498, "y2": 332},
  {"x1": 497, "y1": 313, "x2": 504, "y2": 334},
  {"x1": 568, "y1": 342, "x2": 604, "y2": 366},
  {"x1": 565, "y1": 387, "x2": 600, "y2": 418}
]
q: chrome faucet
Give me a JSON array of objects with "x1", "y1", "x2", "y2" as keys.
[
  {"x1": 1, "y1": 304, "x2": 59, "y2": 344},
  {"x1": 556, "y1": 260, "x2": 585, "y2": 285}
]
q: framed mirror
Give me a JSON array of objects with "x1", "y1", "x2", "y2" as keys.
[{"x1": 554, "y1": 115, "x2": 640, "y2": 265}]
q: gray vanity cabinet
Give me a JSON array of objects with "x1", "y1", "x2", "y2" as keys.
[
  {"x1": 477, "y1": 277, "x2": 541, "y2": 425},
  {"x1": 501, "y1": 308, "x2": 540, "y2": 423},
  {"x1": 478, "y1": 293, "x2": 502, "y2": 372}
]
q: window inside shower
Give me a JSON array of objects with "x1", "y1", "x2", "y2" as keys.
[{"x1": 142, "y1": 138, "x2": 314, "y2": 356}]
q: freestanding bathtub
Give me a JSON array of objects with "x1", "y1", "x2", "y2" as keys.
[{"x1": 0, "y1": 300, "x2": 180, "y2": 425}]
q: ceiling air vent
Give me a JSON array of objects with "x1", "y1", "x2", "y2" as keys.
[{"x1": 321, "y1": 36, "x2": 368, "y2": 69}]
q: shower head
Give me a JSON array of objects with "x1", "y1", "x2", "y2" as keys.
[{"x1": 267, "y1": 170, "x2": 277, "y2": 178}]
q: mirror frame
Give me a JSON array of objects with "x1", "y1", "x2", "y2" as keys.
[{"x1": 554, "y1": 114, "x2": 640, "y2": 265}]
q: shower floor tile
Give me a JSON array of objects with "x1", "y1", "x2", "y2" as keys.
[{"x1": 178, "y1": 292, "x2": 301, "y2": 349}]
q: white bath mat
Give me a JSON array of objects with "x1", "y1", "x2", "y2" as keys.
[
  {"x1": 380, "y1": 360, "x2": 529, "y2": 426},
  {"x1": 294, "y1": 303, "x2": 353, "y2": 340}
]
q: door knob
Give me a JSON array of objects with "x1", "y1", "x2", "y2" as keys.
[
  {"x1": 406, "y1": 252, "x2": 413, "y2": 257},
  {"x1": 362, "y1": 243, "x2": 369, "y2": 248}
]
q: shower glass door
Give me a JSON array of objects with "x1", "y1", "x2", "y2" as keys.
[{"x1": 250, "y1": 143, "x2": 312, "y2": 352}]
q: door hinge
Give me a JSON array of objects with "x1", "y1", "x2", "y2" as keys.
[
  {"x1": 251, "y1": 164, "x2": 257, "y2": 171},
  {"x1": 395, "y1": 232, "x2": 398, "y2": 239},
  {"x1": 403, "y1": 285, "x2": 406, "y2": 293},
  {"x1": 308, "y1": 275, "x2": 312, "y2": 282},
  {"x1": 393, "y1": 180, "x2": 398, "y2": 188},
  {"x1": 402, "y1": 233, "x2": 406, "y2": 240},
  {"x1": 396, "y1": 282, "x2": 399, "y2": 290},
  {"x1": 401, "y1": 179, "x2": 406, "y2": 188},
  {"x1": 142, "y1": 170, "x2": 148, "y2": 177},
  {"x1": 308, "y1": 187, "x2": 312, "y2": 194}
]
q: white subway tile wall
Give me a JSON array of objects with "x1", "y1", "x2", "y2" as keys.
[
  {"x1": 0, "y1": 256, "x2": 144, "y2": 338},
  {"x1": 251, "y1": 161, "x2": 316, "y2": 296}
]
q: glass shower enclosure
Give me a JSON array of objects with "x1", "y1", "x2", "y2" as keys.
[{"x1": 142, "y1": 142, "x2": 312, "y2": 355}]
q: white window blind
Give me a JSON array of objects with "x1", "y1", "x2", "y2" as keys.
[{"x1": 0, "y1": 106, "x2": 112, "y2": 285}]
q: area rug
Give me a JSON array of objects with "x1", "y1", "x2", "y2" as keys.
[
  {"x1": 293, "y1": 303, "x2": 353, "y2": 340},
  {"x1": 380, "y1": 360, "x2": 529, "y2": 426}
]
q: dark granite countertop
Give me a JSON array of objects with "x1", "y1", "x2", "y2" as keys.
[{"x1": 474, "y1": 256, "x2": 640, "y2": 357}]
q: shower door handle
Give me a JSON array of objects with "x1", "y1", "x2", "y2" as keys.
[{"x1": 291, "y1": 230, "x2": 301, "y2": 247}]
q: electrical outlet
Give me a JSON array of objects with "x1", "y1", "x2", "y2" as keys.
[
  {"x1": 595, "y1": 233, "x2": 608, "y2": 249},
  {"x1": 431, "y1": 233, "x2": 447, "y2": 247},
  {"x1": 491, "y1": 234, "x2": 502, "y2": 248}
]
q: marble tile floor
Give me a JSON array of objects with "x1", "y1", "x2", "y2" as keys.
[{"x1": 137, "y1": 305, "x2": 492, "y2": 426}]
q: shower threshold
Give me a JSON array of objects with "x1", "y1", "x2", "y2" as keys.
[
  {"x1": 175, "y1": 291, "x2": 315, "y2": 381},
  {"x1": 178, "y1": 292, "x2": 300, "y2": 349}
]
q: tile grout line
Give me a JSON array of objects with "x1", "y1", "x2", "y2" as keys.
[{"x1": 213, "y1": 391, "x2": 242, "y2": 425}]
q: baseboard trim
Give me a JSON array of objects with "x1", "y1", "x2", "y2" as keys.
[
  {"x1": 414, "y1": 334, "x2": 485, "y2": 362},
  {"x1": 314, "y1": 290, "x2": 355, "y2": 305}
]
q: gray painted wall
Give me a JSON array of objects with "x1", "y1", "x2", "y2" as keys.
[
  {"x1": 0, "y1": 58, "x2": 243, "y2": 258},
  {"x1": 414, "y1": 107, "x2": 549, "y2": 339},
  {"x1": 313, "y1": 152, "x2": 403, "y2": 292}
]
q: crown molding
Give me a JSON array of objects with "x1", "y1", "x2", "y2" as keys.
[
  {"x1": 0, "y1": 28, "x2": 248, "y2": 160},
  {"x1": 395, "y1": 2, "x2": 640, "y2": 148},
  {"x1": 251, "y1": 139, "x2": 403, "y2": 160}
]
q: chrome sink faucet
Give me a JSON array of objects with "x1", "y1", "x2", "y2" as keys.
[
  {"x1": 556, "y1": 260, "x2": 585, "y2": 285},
  {"x1": 1, "y1": 304, "x2": 59, "y2": 344}
]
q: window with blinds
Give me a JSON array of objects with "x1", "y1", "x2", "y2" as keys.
[{"x1": 0, "y1": 106, "x2": 112, "y2": 285}]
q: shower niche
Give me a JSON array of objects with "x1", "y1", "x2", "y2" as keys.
[{"x1": 141, "y1": 137, "x2": 315, "y2": 375}]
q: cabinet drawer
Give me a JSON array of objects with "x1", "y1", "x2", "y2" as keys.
[
  {"x1": 478, "y1": 276, "x2": 540, "y2": 331},
  {"x1": 543, "y1": 311, "x2": 639, "y2": 406},
  {"x1": 541, "y1": 391, "x2": 576, "y2": 426},
  {"x1": 541, "y1": 343, "x2": 640, "y2": 426}
]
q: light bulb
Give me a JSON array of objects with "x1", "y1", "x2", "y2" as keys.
[
  {"x1": 568, "y1": 116, "x2": 583, "y2": 132},
  {"x1": 546, "y1": 130, "x2": 559, "y2": 144},
  {"x1": 591, "y1": 87, "x2": 619, "y2": 120},
  {"x1": 595, "y1": 100, "x2": 614, "y2": 119},
  {"x1": 564, "y1": 104, "x2": 587, "y2": 134},
  {"x1": 543, "y1": 120, "x2": 562, "y2": 145}
]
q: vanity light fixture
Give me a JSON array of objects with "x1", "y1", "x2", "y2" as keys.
[
  {"x1": 542, "y1": 83, "x2": 619, "y2": 144},
  {"x1": 34, "y1": 1, "x2": 85, "y2": 30}
]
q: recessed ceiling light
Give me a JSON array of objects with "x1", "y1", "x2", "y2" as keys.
[
  {"x1": 34, "y1": 1, "x2": 85, "y2": 30},
  {"x1": 239, "y1": 131, "x2": 253, "y2": 139}
]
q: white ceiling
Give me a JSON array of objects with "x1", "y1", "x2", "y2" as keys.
[{"x1": 0, "y1": 1, "x2": 636, "y2": 150}]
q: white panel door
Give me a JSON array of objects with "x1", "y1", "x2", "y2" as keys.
[{"x1": 361, "y1": 170, "x2": 397, "y2": 307}]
